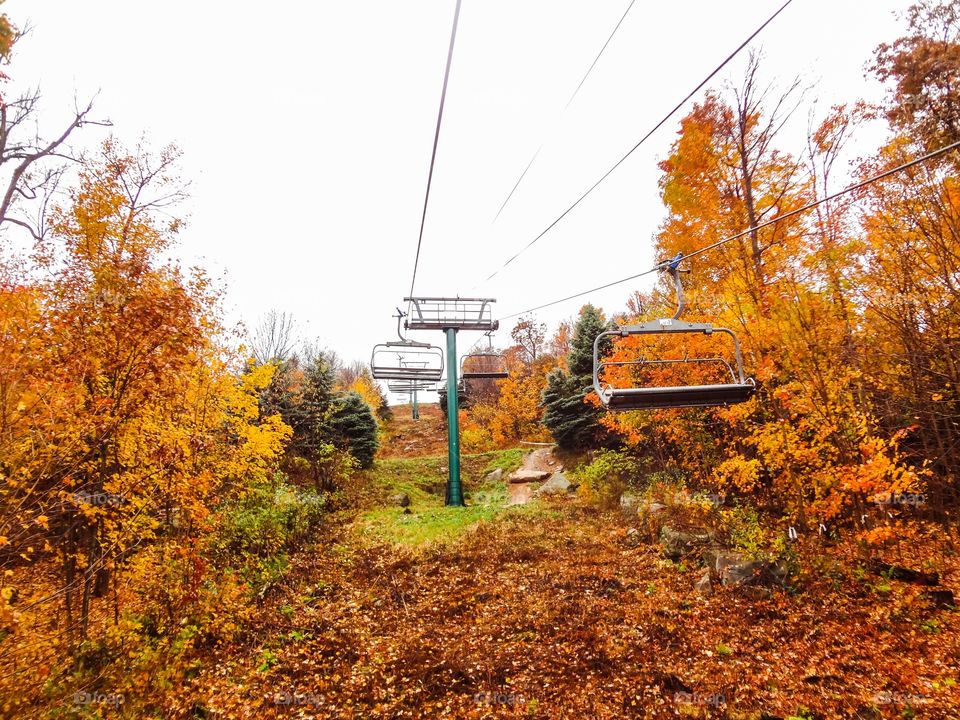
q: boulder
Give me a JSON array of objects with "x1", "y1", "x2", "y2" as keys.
[
  {"x1": 703, "y1": 548, "x2": 746, "y2": 574},
  {"x1": 625, "y1": 527, "x2": 641, "y2": 548},
  {"x1": 389, "y1": 492, "x2": 410, "y2": 508},
  {"x1": 535, "y1": 472, "x2": 574, "y2": 496},
  {"x1": 619, "y1": 492, "x2": 641, "y2": 515},
  {"x1": 639, "y1": 500, "x2": 667, "y2": 517},
  {"x1": 659, "y1": 526, "x2": 713, "y2": 561},
  {"x1": 509, "y1": 469, "x2": 551, "y2": 483},
  {"x1": 484, "y1": 468, "x2": 504, "y2": 483},
  {"x1": 695, "y1": 569, "x2": 713, "y2": 596},
  {"x1": 703, "y1": 547, "x2": 790, "y2": 588},
  {"x1": 721, "y1": 559, "x2": 767, "y2": 587},
  {"x1": 921, "y1": 589, "x2": 955, "y2": 608}
]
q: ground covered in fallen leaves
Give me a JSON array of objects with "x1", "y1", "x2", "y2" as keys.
[{"x1": 178, "y1": 493, "x2": 959, "y2": 719}]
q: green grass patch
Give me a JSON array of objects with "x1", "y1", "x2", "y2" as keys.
[
  {"x1": 480, "y1": 448, "x2": 525, "y2": 475},
  {"x1": 365, "y1": 449, "x2": 526, "y2": 499},
  {"x1": 354, "y1": 448, "x2": 541, "y2": 546}
]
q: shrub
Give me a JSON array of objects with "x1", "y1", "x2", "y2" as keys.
[
  {"x1": 213, "y1": 475, "x2": 326, "y2": 560},
  {"x1": 329, "y1": 392, "x2": 379, "y2": 468},
  {"x1": 574, "y1": 450, "x2": 640, "y2": 508}
]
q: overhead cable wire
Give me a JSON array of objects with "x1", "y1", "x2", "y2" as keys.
[
  {"x1": 492, "y1": 0, "x2": 638, "y2": 223},
  {"x1": 497, "y1": 137, "x2": 960, "y2": 322},
  {"x1": 481, "y1": 0, "x2": 795, "y2": 284},
  {"x1": 564, "y1": 0, "x2": 638, "y2": 111},
  {"x1": 407, "y1": 0, "x2": 463, "y2": 308}
]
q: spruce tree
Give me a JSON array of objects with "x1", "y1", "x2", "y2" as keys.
[
  {"x1": 542, "y1": 304, "x2": 612, "y2": 450},
  {"x1": 328, "y1": 391, "x2": 379, "y2": 468}
]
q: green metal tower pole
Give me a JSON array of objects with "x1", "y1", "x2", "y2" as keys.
[
  {"x1": 444, "y1": 327, "x2": 464, "y2": 506},
  {"x1": 412, "y1": 388, "x2": 419, "y2": 420}
]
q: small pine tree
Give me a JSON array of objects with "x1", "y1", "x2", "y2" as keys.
[
  {"x1": 328, "y1": 391, "x2": 379, "y2": 468},
  {"x1": 298, "y1": 354, "x2": 337, "y2": 455},
  {"x1": 256, "y1": 353, "x2": 342, "y2": 474},
  {"x1": 567, "y1": 304, "x2": 613, "y2": 377},
  {"x1": 542, "y1": 304, "x2": 612, "y2": 450}
]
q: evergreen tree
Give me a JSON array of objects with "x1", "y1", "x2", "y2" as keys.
[
  {"x1": 258, "y1": 354, "x2": 336, "y2": 459},
  {"x1": 542, "y1": 304, "x2": 612, "y2": 450},
  {"x1": 298, "y1": 353, "x2": 337, "y2": 458},
  {"x1": 329, "y1": 391, "x2": 379, "y2": 468},
  {"x1": 567, "y1": 304, "x2": 613, "y2": 377}
]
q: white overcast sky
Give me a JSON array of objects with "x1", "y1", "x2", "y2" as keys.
[{"x1": 7, "y1": 0, "x2": 910, "y2": 399}]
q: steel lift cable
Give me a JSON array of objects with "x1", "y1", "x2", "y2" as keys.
[
  {"x1": 492, "y1": 0, "x2": 638, "y2": 224},
  {"x1": 480, "y1": 0, "x2": 795, "y2": 285},
  {"x1": 406, "y1": 0, "x2": 463, "y2": 315},
  {"x1": 496, "y1": 137, "x2": 960, "y2": 323}
]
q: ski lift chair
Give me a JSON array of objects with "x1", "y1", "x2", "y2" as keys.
[
  {"x1": 387, "y1": 379, "x2": 436, "y2": 393},
  {"x1": 370, "y1": 310, "x2": 444, "y2": 382},
  {"x1": 371, "y1": 342, "x2": 443, "y2": 381},
  {"x1": 460, "y1": 333, "x2": 509, "y2": 380},
  {"x1": 593, "y1": 254, "x2": 756, "y2": 410}
]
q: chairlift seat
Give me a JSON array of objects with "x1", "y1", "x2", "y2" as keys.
[
  {"x1": 371, "y1": 340, "x2": 443, "y2": 382},
  {"x1": 593, "y1": 319, "x2": 756, "y2": 411},
  {"x1": 602, "y1": 381, "x2": 755, "y2": 410},
  {"x1": 460, "y1": 352, "x2": 509, "y2": 380},
  {"x1": 387, "y1": 379, "x2": 436, "y2": 393}
]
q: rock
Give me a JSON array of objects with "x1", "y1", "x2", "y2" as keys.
[
  {"x1": 921, "y1": 588, "x2": 955, "y2": 608},
  {"x1": 659, "y1": 526, "x2": 713, "y2": 561},
  {"x1": 509, "y1": 469, "x2": 551, "y2": 483},
  {"x1": 621, "y1": 493, "x2": 667, "y2": 518},
  {"x1": 703, "y1": 548, "x2": 746, "y2": 573},
  {"x1": 402, "y1": 508, "x2": 412, "y2": 515},
  {"x1": 868, "y1": 560, "x2": 940, "y2": 586},
  {"x1": 703, "y1": 547, "x2": 791, "y2": 588},
  {"x1": 638, "y1": 500, "x2": 667, "y2": 518},
  {"x1": 625, "y1": 528, "x2": 641, "y2": 547},
  {"x1": 619, "y1": 492, "x2": 641, "y2": 515},
  {"x1": 695, "y1": 569, "x2": 713, "y2": 596},
  {"x1": 484, "y1": 468, "x2": 504, "y2": 483},
  {"x1": 722, "y1": 559, "x2": 767, "y2": 587},
  {"x1": 535, "y1": 472, "x2": 574, "y2": 496},
  {"x1": 389, "y1": 492, "x2": 410, "y2": 508}
]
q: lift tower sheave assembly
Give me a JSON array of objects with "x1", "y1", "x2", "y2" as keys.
[{"x1": 404, "y1": 297, "x2": 499, "y2": 507}]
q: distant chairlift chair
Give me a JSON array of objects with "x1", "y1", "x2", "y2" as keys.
[
  {"x1": 371, "y1": 311, "x2": 444, "y2": 382},
  {"x1": 460, "y1": 332, "x2": 509, "y2": 380},
  {"x1": 592, "y1": 254, "x2": 756, "y2": 410},
  {"x1": 387, "y1": 379, "x2": 437, "y2": 393}
]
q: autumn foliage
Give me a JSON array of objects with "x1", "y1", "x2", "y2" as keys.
[{"x1": 573, "y1": 18, "x2": 960, "y2": 533}]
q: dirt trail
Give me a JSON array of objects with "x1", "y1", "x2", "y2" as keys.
[{"x1": 507, "y1": 445, "x2": 560, "y2": 505}]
